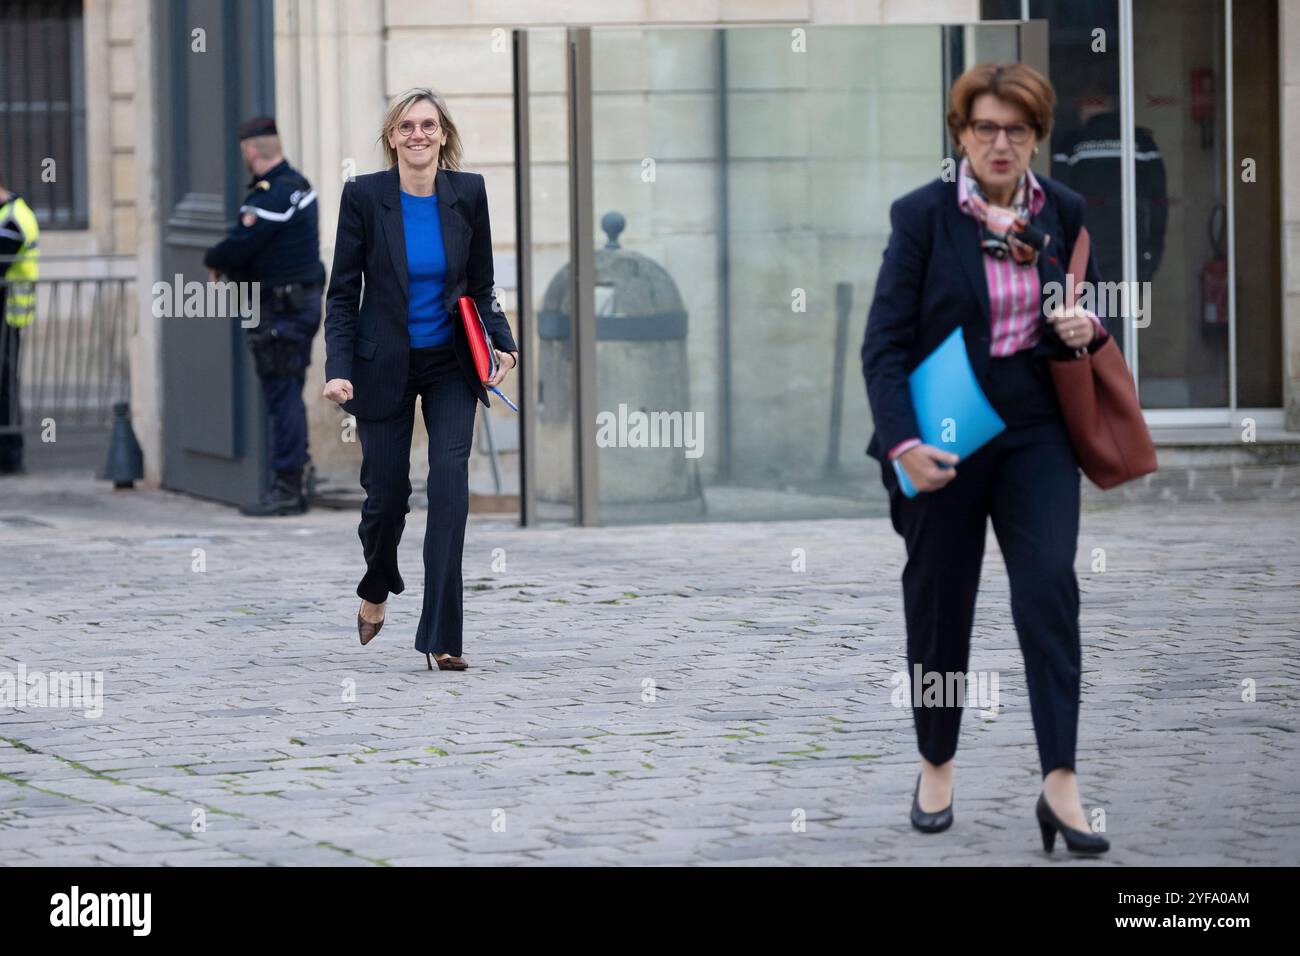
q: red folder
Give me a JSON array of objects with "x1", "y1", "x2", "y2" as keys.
[
  {"x1": 457, "y1": 295, "x2": 498, "y2": 384},
  {"x1": 457, "y1": 295, "x2": 520, "y2": 412}
]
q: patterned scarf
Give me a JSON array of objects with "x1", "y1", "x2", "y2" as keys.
[{"x1": 961, "y1": 164, "x2": 1039, "y2": 265}]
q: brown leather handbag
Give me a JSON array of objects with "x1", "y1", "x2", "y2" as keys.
[{"x1": 1048, "y1": 226, "x2": 1158, "y2": 489}]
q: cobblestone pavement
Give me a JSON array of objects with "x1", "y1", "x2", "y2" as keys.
[{"x1": 1, "y1": 473, "x2": 1297, "y2": 866}]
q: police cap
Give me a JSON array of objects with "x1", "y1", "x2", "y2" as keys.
[{"x1": 238, "y1": 116, "x2": 278, "y2": 141}]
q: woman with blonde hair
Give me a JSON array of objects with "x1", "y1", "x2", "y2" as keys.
[{"x1": 323, "y1": 88, "x2": 518, "y2": 671}]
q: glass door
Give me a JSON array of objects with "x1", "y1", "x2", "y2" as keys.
[
  {"x1": 1132, "y1": 0, "x2": 1229, "y2": 409},
  {"x1": 518, "y1": 21, "x2": 1028, "y2": 525},
  {"x1": 583, "y1": 23, "x2": 1025, "y2": 524},
  {"x1": 986, "y1": 0, "x2": 1284, "y2": 422}
]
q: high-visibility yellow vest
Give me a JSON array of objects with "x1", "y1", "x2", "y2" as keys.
[{"x1": 0, "y1": 194, "x2": 40, "y2": 328}]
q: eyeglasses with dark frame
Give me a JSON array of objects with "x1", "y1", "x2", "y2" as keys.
[
  {"x1": 396, "y1": 119, "x2": 440, "y2": 138},
  {"x1": 967, "y1": 120, "x2": 1034, "y2": 145}
]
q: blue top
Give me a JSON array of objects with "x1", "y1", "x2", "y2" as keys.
[{"x1": 399, "y1": 190, "x2": 451, "y2": 347}]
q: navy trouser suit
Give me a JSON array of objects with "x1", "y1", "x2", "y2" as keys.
[
  {"x1": 862, "y1": 175, "x2": 1106, "y2": 778},
  {"x1": 354, "y1": 343, "x2": 477, "y2": 655},
  {"x1": 324, "y1": 165, "x2": 519, "y2": 658}
]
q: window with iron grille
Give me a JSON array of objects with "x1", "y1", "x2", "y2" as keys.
[{"x1": 0, "y1": 0, "x2": 88, "y2": 229}]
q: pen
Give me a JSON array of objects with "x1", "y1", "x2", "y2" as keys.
[{"x1": 490, "y1": 385, "x2": 519, "y2": 412}]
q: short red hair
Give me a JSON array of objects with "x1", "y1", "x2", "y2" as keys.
[{"x1": 946, "y1": 62, "x2": 1056, "y2": 146}]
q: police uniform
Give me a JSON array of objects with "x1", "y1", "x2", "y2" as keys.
[
  {"x1": 0, "y1": 190, "x2": 39, "y2": 474},
  {"x1": 1052, "y1": 113, "x2": 1167, "y2": 282},
  {"x1": 204, "y1": 117, "x2": 324, "y2": 514}
]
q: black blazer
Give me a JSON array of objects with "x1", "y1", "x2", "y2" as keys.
[
  {"x1": 860, "y1": 174, "x2": 1105, "y2": 462},
  {"x1": 324, "y1": 165, "x2": 519, "y2": 420}
]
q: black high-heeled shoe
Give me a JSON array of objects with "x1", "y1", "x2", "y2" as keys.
[
  {"x1": 1036, "y1": 792, "x2": 1109, "y2": 854},
  {"x1": 910, "y1": 773, "x2": 954, "y2": 833}
]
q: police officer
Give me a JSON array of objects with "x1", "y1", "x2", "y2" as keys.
[
  {"x1": 1052, "y1": 81, "x2": 1167, "y2": 356},
  {"x1": 0, "y1": 179, "x2": 40, "y2": 476},
  {"x1": 205, "y1": 117, "x2": 325, "y2": 516}
]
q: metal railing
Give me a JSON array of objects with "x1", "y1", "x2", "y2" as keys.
[{"x1": 0, "y1": 257, "x2": 134, "y2": 443}]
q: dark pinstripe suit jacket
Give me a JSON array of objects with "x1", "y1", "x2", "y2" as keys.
[{"x1": 324, "y1": 165, "x2": 518, "y2": 420}]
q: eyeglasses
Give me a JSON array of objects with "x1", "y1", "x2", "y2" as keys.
[
  {"x1": 967, "y1": 120, "x2": 1034, "y2": 145},
  {"x1": 396, "y1": 119, "x2": 440, "y2": 138}
]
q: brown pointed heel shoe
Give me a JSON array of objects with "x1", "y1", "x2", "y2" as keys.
[
  {"x1": 426, "y1": 653, "x2": 468, "y2": 671},
  {"x1": 357, "y1": 606, "x2": 384, "y2": 646}
]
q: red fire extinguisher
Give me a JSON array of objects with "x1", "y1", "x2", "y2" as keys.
[
  {"x1": 1201, "y1": 203, "x2": 1228, "y2": 328},
  {"x1": 1189, "y1": 67, "x2": 1215, "y2": 148}
]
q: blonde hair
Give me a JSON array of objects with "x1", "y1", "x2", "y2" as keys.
[{"x1": 378, "y1": 88, "x2": 463, "y2": 170}]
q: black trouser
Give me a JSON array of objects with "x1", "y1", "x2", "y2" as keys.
[
  {"x1": 882, "y1": 350, "x2": 1083, "y2": 778},
  {"x1": 0, "y1": 307, "x2": 21, "y2": 471},
  {"x1": 354, "y1": 343, "x2": 478, "y2": 656}
]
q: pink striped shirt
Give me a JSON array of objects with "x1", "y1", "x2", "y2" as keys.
[{"x1": 957, "y1": 161, "x2": 1049, "y2": 357}]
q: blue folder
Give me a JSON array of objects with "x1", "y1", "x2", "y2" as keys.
[{"x1": 892, "y1": 327, "x2": 1006, "y2": 498}]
